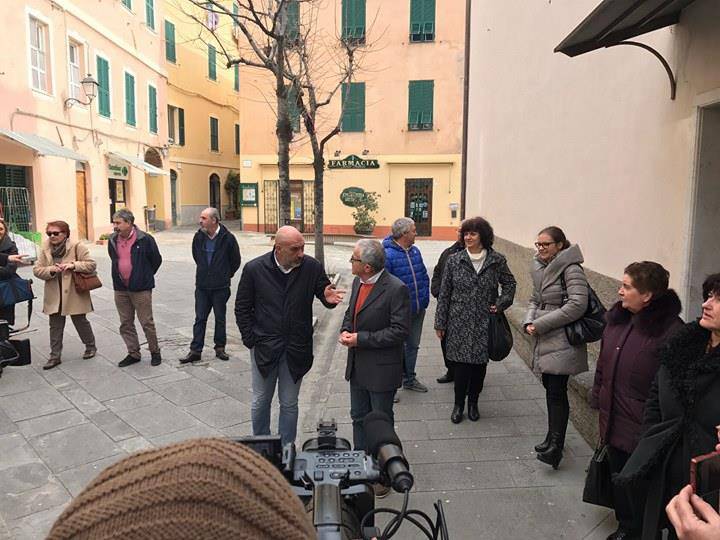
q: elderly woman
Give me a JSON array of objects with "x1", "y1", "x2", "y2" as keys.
[
  {"x1": 591, "y1": 262, "x2": 683, "y2": 539},
  {"x1": 435, "y1": 217, "x2": 516, "y2": 424},
  {"x1": 616, "y1": 273, "x2": 720, "y2": 540},
  {"x1": 33, "y1": 221, "x2": 97, "y2": 369},
  {"x1": 0, "y1": 219, "x2": 19, "y2": 326},
  {"x1": 524, "y1": 226, "x2": 589, "y2": 469}
]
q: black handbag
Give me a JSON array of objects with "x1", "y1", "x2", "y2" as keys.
[
  {"x1": 488, "y1": 311, "x2": 513, "y2": 361},
  {"x1": 582, "y1": 443, "x2": 615, "y2": 508},
  {"x1": 559, "y1": 265, "x2": 606, "y2": 346},
  {"x1": 0, "y1": 276, "x2": 34, "y2": 308}
]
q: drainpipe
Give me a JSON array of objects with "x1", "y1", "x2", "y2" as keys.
[{"x1": 460, "y1": 0, "x2": 472, "y2": 220}]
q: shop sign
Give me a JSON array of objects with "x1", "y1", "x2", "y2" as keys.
[
  {"x1": 328, "y1": 154, "x2": 379, "y2": 169},
  {"x1": 240, "y1": 182, "x2": 258, "y2": 207},
  {"x1": 108, "y1": 159, "x2": 129, "y2": 179},
  {"x1": 340, "y1": 187, "x2": 366, "y2": 207}
]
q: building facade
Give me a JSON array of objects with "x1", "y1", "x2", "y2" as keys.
[
  {"x1": 162, "y1": 0, "x2": 240, "y2": 226},
  {"x1": 238, "y1": 0, "x2": 466, "y2": 240},
  {"x1": 0, "y1": 0, "x2": 170, "y2": 241}
]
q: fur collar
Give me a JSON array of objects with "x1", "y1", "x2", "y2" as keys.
[{"x1": 605, "y1": 289, "x2": 682, "y2": 337}]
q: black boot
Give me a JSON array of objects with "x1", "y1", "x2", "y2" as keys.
[
  {"x1": 436, "y1": 371, "x2": 454, "y2": 383},
  {"x1": 451, "y1": 404, "x2": 464, "y2": 424},
  {"x1": 467, "y1": 402, "x2": 479, "y2": 422},
  {"x1": 536, "y1": 432, "x2": 563, "y2": 469},
  {"x1": 534, "y1": 432, "x2": 551, "y2": 453}
]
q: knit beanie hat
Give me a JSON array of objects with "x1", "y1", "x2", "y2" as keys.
[{"x1": 47, "y1": 438, "x2": 315, "y2": 540}]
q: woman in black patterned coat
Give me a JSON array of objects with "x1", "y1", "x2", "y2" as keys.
[{"x1": 435, "y1": 217, "x2": 516, "y2": 424}]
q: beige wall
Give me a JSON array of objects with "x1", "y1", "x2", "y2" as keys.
[{"x1": 466, "y1": 0, "x2": 720, "y2": 309}]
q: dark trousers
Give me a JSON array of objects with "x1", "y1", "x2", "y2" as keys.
[
  {"x1": 190, "y1": 287, "x2": 231, "y2": 352},
  {"x1": 440, "y1": 336, "x2": 454, "y2": 377},
  {"x1": 542, "y1": 373, "x2": 570, "y2": 442},
  {"x1": 453, "y1": 363, "x2": 487, "y2": 406},
  {"x1": 349, "y1": 380, "x2": 396, "y2": 452},
  {"x1": 607, "y1": 445, "x2": 644, "y2": 535}
]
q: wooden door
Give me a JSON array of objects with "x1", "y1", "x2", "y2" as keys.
[
  {"x1": 405, "y1": 178, "x2": 433, "y2": 236},
  {"x1": 76, "y1": 170, "x2": 88, "y2": 239}
]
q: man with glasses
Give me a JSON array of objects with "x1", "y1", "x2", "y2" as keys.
[{"x1": 108, "y1": 209, "x2": 163, "y2": 367}]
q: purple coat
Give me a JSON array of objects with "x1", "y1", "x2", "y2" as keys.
[{"x1": 590, "y1": 290, "x2": 682, "y2": 453}]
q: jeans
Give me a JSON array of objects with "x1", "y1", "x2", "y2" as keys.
[
  {"x1": 250, "y1": 349, "x2": 302, "y2": 446},
  {"x1": 403, "y1": 309, "x2": 425, "y2": 384},
  {"x1": 190, "y1": 287, "x2": 231, "y2": 352},
  {"x1": 542, "y1": 373, "x2": 570, "y2": 442},
  {"x1": 349, "y1": 381, "x2": 396, "y2": 451},
  {"x1": 453, "y1": 363, "x2": 487, "y2": 406}
]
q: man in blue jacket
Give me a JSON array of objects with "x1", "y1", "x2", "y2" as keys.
[
  {"x1": 181, "y1": 208, "x2": 241, "y2": 364},
  {"x1": 108, "y1": 209, "x2": 163, "y2": 367},
  {"x1": 382, "y1": 217, "x2": 430, "y2": 393}
]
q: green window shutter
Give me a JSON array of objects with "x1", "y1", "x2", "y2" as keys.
[
  {"x1": 96, "y1": 56, "x2": 110, "y2": 118},
  {"x1": 124, "y1": 73, "x2": 136, "y2": 126},
  {"x1": 210, "y1": 117, "x2": 219, "y2": 151},
  {"x1": 342, "y1": 0, "x2": 365, "y2": 41},
  {"x1": 208, "y1": 44, "x2": 216, "y2": 80},
  {"x1": 148, "y1": 85, "x2": 158, "y2": 133},
  {"x1": 145, "y1": 0, "x2": 154, "y2": 30},
  {"x1": 232, "y1": 2, "x2": 239, "y2": 27},
  {"x1": 234, "y1": 124, "x2": 240, "y2": 154},
  {"x1": 341, "y1": 82, "x2": 365, "y2": 132},
  {"x1": 122, "y1": 0, "x2": 132, "y2": 9},
  {"x1": 286, "y1": 0, "x2": 299, "y2": 40},
  {"x1": 410, "y1": 0, "x2": 434, "y2": 41},
  {"x1": 408, "y1": 80, "x2": 433, "y2": 130},
  {"x1": 286, "y1": 85, "x2": 300, "y2": 132},
  {"x1": 178, "y1": 108, "x2": 185, "y2": 145},
  {"x1": 165, "y1": 20, "x2": 176, "y2": 62},
  {"x1": 234, "y1": 64, "x2": 239, "y2": 91}
]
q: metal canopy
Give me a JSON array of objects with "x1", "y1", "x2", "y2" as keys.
[
  {"x1": 555, "y1": 0, "x2": 698, "y2": 57},
  {"x1": 0, "y1": 128, "x2": 88, "y2": 162},
  {"x1": 107, "y1": 151, "x2": 169, "y2": 176}
]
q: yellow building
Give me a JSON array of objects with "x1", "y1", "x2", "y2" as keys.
[
  {"x1": 238, "y1": 0, "x2": 465, "y2": 240},
  {"x1": 162, "y1": 0, "x2": 240, "y2": 226}
]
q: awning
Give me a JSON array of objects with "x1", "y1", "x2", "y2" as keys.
[
  {"x1": 555, "y1": 0, "x2": 698, "y2": 57},
  {"x1": 0, "y1": 128, "x2": 88, "y2": 162},
  {"x1": 107, "y1": 151, "x2": 169, "y2": 176}
]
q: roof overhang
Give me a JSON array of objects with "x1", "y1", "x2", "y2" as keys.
[
  {"x1": 0, "y1": 128, "x2": 88, "y2": 162},
  {"x1": 107, "y1": 151, "x2": 169, "y2": 176},
  {"x1": 555, "y1": 0, "x2": 698, "y2": 57}
]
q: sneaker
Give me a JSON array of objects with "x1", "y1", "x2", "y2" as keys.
[
  {"x1": 436, "y1": 371, "x2": 454, "y2": 383},
  {"x1": 215, "y1": 348, "x2": 229, "y2": 361},
  {"x1": 118, "y1": 355, "x2": 140, "y2": 368},
  {"x1": 150, "y1": 352, "x2": 162, "y2": 366},
  {"x1": 179, "y1": 351, "x2": 201, "y2": 364},
  {"x1": 82, "y1": 346, "x2": 97, "y2": 359},
  {"x1": 403, "y1": 378, "x2": 428, "y2": 393},
  {"x1": 373, "y1": 484, "x2": 391, "y2": 498}
]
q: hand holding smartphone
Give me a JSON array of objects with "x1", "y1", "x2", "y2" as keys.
[{"x1": 690, "y1": 451, "x2": 720, "y2": 505}]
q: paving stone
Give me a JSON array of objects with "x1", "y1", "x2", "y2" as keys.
[
  {"x1": 0, "y1": 462, "x2": 53, "y2": 495},
  {"x1": 6, "y1": 505, "x2": 67, "y2": 540},
  {"x1": 403, "y1": 439, "x2": 477, "y2": 464},
  {"x1": 0, "y1": 433, "x2": 41, "y2": 472},
  {"x1": 0, "y1": 407, "x2": 17, "y2": 436},
  {"x1": 28, "y1": 423, "x2": 122, "y2": 473},
  {"x1": 121, "y1": 361, "x2": 179, "y2": 380},
  {"x1": 153, "y1": 378, "x2": 226, "y2": 407},
  {"x1": 436, "y1": 399, "x2": 545, "y2": 418},
  {"x1": 16, "y1": 409, "x2": 87, "y2": 439},
  {"x1": 118, "y1": 436, "x2": 154, "y2": 453},
  {"x1": 149, "y1": 425, "x2": 224, "y2": 447},
  {"x1": 75, "y1": 371, "x2": 149, "y2": 401},
  {"x1": 184, "y1": 397, "x2": 251, "y2": 429},
  {"x1": 56, "y1": 455, "x2": 128, "y2": 497},
  {"x1": 219, "y1": 422, "x2": 254, "y2": 439},
  {"x1": 507, "y1": 456, "x2": 588, "y2": 488},
  {"x1": 61, "y1": 387, "x2": 106, "y2": 415},
  {"x1": 89, "y1": 410, "x2": 138, "y2": 441},
  {"x1": 0, "y1": 388, "x2": 73, "y2": 422},
  {"x1": 426, "y1": 417, "x2": 518, "y2": 440},
  {"x1": 114, "y1": 401, "x2": 200, "y2": 438},
  {"x1": 500, "y1": 383, "x2": 547, "y2": 400},
  {"x1": 141, "y1": 371, "x2": 191, "y2": 387},
  {"x1": 39, "y1": 368, "x2": 76, "y2": 390},
  {"x1": 0, "y1": 478, "x2": 70, "y2": 521},
  {"x1": 411, "y1": 461, "x2": 515, "y2": 491},
  {"x1": 104, "y1": 391, "x2": 165, "y2": 412},
  {"x1": 203, "y1": 377, "x2": 254, "y2": 403},
  {"x1": 0, "y1": 369, "x2": 51, "y2": 397}
]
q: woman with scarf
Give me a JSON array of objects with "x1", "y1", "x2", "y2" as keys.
[
  {"x1": 616, "y1": 273, "x2": 720, "y2": 540},
  {"x1": 33, "y1": 221, "x2": 97, "y2": 370}
]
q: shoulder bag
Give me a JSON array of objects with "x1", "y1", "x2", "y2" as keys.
[
  {"x1": 559, "y1": 265, "x2": 606, "y2": 346},
  {"x1": 582, "y1": 443, "x2": 614, "y2": 508},
  {"x1": 72, "y1": 244, "x2": 102, "y2": 293},
  {"x1": 0, "y1": 275, "x2": 34, "y2": 308},
  {"x1": 488, "y1": 311, "x2": 513, "y2": 361}
]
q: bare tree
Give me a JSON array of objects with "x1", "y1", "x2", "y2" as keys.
[{"x1": 178, "y1": 0, "x2": 367, "y2": 267}]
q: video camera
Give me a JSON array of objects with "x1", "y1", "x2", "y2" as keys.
[
  {"x1": 235, "y1": 411, "x2": 449, "y2": 540},
  {"x1": 0, "y1": 319, "x2": 32, "y2": 378}
]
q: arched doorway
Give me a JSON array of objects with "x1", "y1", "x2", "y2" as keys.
[
  {"x1": 209, "y1": 174, "x2": 221, "y2": 211},
  {"x1": 170, "y1": 169, "x2": 178, "y2": 226},
  {"x1": 143, "y1": 147, "x2": 163, "y2": 168}
]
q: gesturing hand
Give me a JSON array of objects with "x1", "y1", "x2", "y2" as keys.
[{"x1": 324, "y1": 285, "x2": 346, "y2": 305}]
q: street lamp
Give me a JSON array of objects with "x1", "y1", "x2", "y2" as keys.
[{"x1": 64, "y1": 74, "x2": 99, "y2": 108}]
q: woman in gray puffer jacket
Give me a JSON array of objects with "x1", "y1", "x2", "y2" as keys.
[{"x1": 523, "y1": 226, "x2": 589, "y2": 469}]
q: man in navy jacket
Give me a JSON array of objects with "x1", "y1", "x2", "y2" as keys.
[
  {"x1": 235, "y1": 226, "x2": 344, "y2": 446},
  {"x1": 181, "y1": 208, "x2": 241, "y2": 363}
]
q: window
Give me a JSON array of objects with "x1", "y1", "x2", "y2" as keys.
[
  {"x1": 409, "y1": 0, "x2": 435, "y2": 42},
  {"x1": 145, "y1": 0, "x2": 155, "y2": 30},
  {"x1": 208, "y1": 44, "x2": 216, "y2": 80},
  {"x1": 408, "y1": 80, "x2": 433, "y2": 130},
  {"x1": 234, "y1": 64, "x2": 239, "y2": 92},
  {"x1": 341, "y1": 82, "x2": 365, "y2": 132},
  {"x1": 286, "y1": 0, "x2": 299, "y2": 41},
  {"x1": 167, "y1": 105, "x2": 176, "y2": 142},
  {"x1": 96, "y1": 55, "x2": 111, "y2": 117},
  {"x1": 124, "y1": 72, "x2": 136, "y2": 126},
  {"x1": 165, "y1": 20, "x2": 176, "y2": 63},
  {"x1": 148, "y1": 84, "x2": 158, "y2": 133},
  {"x1": 234, "y1": 123, "x2": 240, "y2": 155},
  {"x1": 29, "y1": 17, "x2": 51, "y2": 93},
  {"x1": 178, "y1": 107, "x2": 185, "y2": 145},
  {"x1": 210, "y1": 117, "x2": 219, "y2": 151},
  {"x1": 342, "y1": 0, "x2": 365, "y2": 43},
  {"x1": 285, "y1": 85, "x2": 300, "y2": 132},
  {"x1": 68, "y1": 40, "x2": 83, "y2": 101},
  {"x1": 167, "y1": 106, "x2": 186, "y2": 145},
  {"x1": 206, "y1": 2, "x2": 219, "y2": 30},
  {"x1": 122, "y1": 0, "x2": 132, "y2": 10}
]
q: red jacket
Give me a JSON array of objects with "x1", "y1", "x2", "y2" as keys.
[{"x1": 591, "y1": 290, "x2": 683, "y2": 453}]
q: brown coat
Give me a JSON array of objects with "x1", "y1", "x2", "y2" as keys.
[{"x1": 33, "y1": 240, "x2": 96, "y2": 316}]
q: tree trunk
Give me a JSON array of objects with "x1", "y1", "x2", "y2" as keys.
[
  {"x1": 313, "y1": 156, "x2": 325, "y2": 268},
  {"x1": 275, "y1": 23, "x2": 291, "y2": 228}
]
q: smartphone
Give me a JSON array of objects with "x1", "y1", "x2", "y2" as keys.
[{"x1": 691, "y1": 451, "x2": 720, "y2": 507}]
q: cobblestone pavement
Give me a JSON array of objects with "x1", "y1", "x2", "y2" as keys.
[{"x1": 0, "y1": 226, "x2": 614, "y2": 539}]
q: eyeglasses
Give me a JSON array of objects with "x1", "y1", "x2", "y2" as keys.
[
  {"x1": 46, "y1": 231, "x2": 64, "y2": 237},
  {"x1": 349, "y1": 257, "x2": 363, "y2": 263},
  {"x1": 534, "y1": 242, "x2": 557, "y2": 249}
]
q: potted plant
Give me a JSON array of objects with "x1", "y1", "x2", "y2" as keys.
[
  {"x1": 96, "y1": 233, "x2": 110, "y2": 245},
  {"x1": 352, "y1": 191, "x2": 380, "y2": 235}
]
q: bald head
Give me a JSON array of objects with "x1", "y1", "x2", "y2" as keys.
[
  {"x1": 199, "y1": 207, "x2": 220, "y2": 235},
  {"x1": 274, "y1": 226, "x2": 305, "y2": 269}
]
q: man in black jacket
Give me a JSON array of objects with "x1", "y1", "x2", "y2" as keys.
[
  {"x1": 181, "y1": 208, "x2": 241, "y2": 364},
  {"x1": 235, "y1": 226, "x2": 345, "y2": 445},
  {"x1": 430, "y1": 232, "x2": 463, "y2": 383},
  {"x1": 108, "y1": 209, "x2": 163, "y2": 367}
]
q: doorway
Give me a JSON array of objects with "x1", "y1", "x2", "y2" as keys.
[
  {"x1": 405, "y1": 178, "x2": 433, "y2": 236},
  {"x1": 108, "y1": 178, "x2": 127, "y2": 222},
  {"x1": 687, "y1": 104, "x2": 720, "y2": 319},
  {"x1": 170, "y1": 170, "x2": 178, "y2": 226},
  {"x1": 76, "y1": 166, "x2": 88, "y2": 239},
  {"x1": 209, "y1": 174, "x2": 221, "y2": 211},
  {"x1": 290, "y1": 180, "x2": 304, "y2": 231}
]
